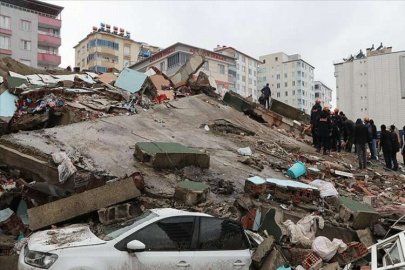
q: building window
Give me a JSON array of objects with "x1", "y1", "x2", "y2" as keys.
[
  {"x1": 284, "y1": 73, "x2": 288, "y2": 78},
  {"x1": 81, "y1": 59, "x2": 84, "y2": 67},
  {"x1": 242, "y1": 66, "x2": 245, "y2": 72},
  {"x1": 292, "y1": 90, "x2": 295, "y2": 95},
  {"x1": 275, "y1": 57, "x2": 278, "y2": 62},
  {"x1": 277, "y1": 83, "x2": 280, "y2": 89},
  {"x1": 254, "y1": 71, "x2": 256, "y2": 76},
  {"x1": 168, "y1": 53, "x2": 180, "y2": 69},
  {"x1": 159, "y1": 61, "x2": 165, "y2": 71},
  {"x1": 254, "y1": 80, "x2": 256, "y2": 86},
  {"x1": 276, "y1": 65, "x2": 280, "y2": 70},
  {"x1": 248, "y1": 78, "x2": 252, "y2": 85},
  {"x1": 276, "y1": 74, "x2": 280, "y2": 79},
  {"x1": 236, "y1": 64, "x2": 239, "y2": 70},
  {"x1": 249, "y1": 68, "x2": 252, "y2": 75},
  {"x1": 291, "y1": 62, "x2": 295, "y2": 68},
  {"x1": 241, "y1": 55, "x2": 245, "y2": 63},
  {"x1": 20, "y1": 20, "x2": 31, "y2": 32},
  {"x1": 263, "y1": 76, "x2": 266, "y2": 81},
  {"x1": 292, "y1": 81, "x2": 295, "y2": 86},
  {"x1": 236, "y1": 74, "x2": 240, "y2": 80},
  {"x1": 20, "y1": 59, "x2": 31, "y2": 66},
  {"x1": 285, "y1": 82, "x2": 288, "y2": 87},
  {"x1": 285, "y1": 91, "x2": 288, "y2": 96},
  {"x1": 218, "y1": 64, "x2": 225, "y2": 74},
  {"x1": 0, "y1": 15, "x2": 10, "y2": 30},
  {"x1": 124, "y1": 45, "x2": 131, "y2": 55},
  {"x1": 315, "y1": 93, "x2": 319, "y2": 98},
  {"x1": 203, "y1": 60, "x2": 209, "y2": 70},
  {"x1": 20, "y1": 40, "x2": 31, "y2": 51},
  {"x1": 242, "y1": 76, "x2": 246, "y2": 82},
  {"x1": 0, "y1": 35, "x2": 10, "y2": 50},
  {"x1": 277, "y1": 92, "x2": 280, "y2": 97}
]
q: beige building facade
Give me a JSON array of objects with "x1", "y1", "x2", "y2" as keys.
[
  {"x1": 258, "y1": 52, "x2": 315, "y2": 114},
  {"x1": 213, "y1": 46, "x2": 261, "y2": 102},
  {"x1": 74, "y1": 25, "x2": 160, "y2": 72}
]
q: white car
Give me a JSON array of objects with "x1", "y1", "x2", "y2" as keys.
[{"x1": 19, "y1": 208, "x2": 254, "y2": 270}]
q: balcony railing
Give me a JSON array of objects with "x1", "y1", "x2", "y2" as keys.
[
  {"x1": 38, "y1": 33, "x2": 61, "y2": 47},
  {"x1": 38, "y1": 31, "x2": 60, "y2": 38},
  {"x1": 38, "y1": 15, "x2": 61, "y2": 29},
  {"x1": 38, "y1": 51, "x2": 61, "y2": 66}
]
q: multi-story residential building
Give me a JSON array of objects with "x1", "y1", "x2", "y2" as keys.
[
  {"x1": 334, "y1": 43, "x2": 405, "y2": 128},
  {"x1": 74, "y1": 24, "x2": 160, "y2": 72},
  {"x1": 314, "y1": 81, "x2": 333, "y2": 108},
  {"x1": 213, "y1": 45, "x2": 261, "y2": 101},
  {"x1": 129, "y1": 42, "x2": 236, "y2": 95},
  {"x1": 258, "y1": 52, "x2": 315, "y2": 114},
  {"x1": 0, "y1": 0, "x2": 63, "y2": 69}
]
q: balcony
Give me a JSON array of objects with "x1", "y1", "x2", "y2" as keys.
[
  {"x1": 37, "y1": 51, "x2": 61, "y2": 66},
  {"x1": 38, "y1": 15, "x2": 61, "y2": 29},
  {"x1": 38, "y1": 32, "x2": 61, "y2": 47}
]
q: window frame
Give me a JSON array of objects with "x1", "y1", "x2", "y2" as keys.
[
  {"x1": 0, "y1": 35, "x2": 11, "y2": 50},
  {"x1": 0, "y1": 15, "x2": 11, "y2": 30},
  {"x1": 20, "y1": 39, "x2": 31, "y2": 51},
  {"x1": 20, "y1": 20, "x2": 31, "y2": 32},
  {"x1": 124, "y1": 45, "x2": 131, "y2": 55}
]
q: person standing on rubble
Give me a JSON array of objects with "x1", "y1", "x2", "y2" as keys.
[
  {"x1": 390, "y1": 125, "x2": 400, "y2": 171},
  {"x1": 380, "y1": 125, "x2": 393, "y2": 170},
  {"x1": 331, "y1": 108, "x2": 342, "y2": 152},
  {"x1": 369, "y1": 119, "x2": 378, "y2": 160},
  {"x1": 354, "y1": 118, "x2": 368, "y2": 169},
  {"x1": 316, "y1": 106, "x2": 331, "y2": 155},
  {"x1": 343, "y1": 117, "x2": 355, "y2": 153},
  {"x1": 401, "y1": 126, "x2": 405, "y2": 165},
  {"x1": 261, "y1": 83, "x2": 271, "y2": 109},
  {"x1": 310, "y1": 99, "x2": 322, "y2": 147},
  {"x1": 364, "y1": 117, "x2": 375, "y2": 160}
]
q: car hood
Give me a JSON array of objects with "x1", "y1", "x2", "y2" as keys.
[{"x1": 28, "y1": 224, "x2": 106, "y2": 253}]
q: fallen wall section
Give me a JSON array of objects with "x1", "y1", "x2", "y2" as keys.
[{"x1": 28, "y1": 177, "x2": 141, "y2": 230}]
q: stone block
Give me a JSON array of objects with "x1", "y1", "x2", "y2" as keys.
[
  {"x1": 356, "y1": 228, "x2": 375, "y2": 248},
  {"x1": 134, "y1": 142, "x2": 210, "y2": 170},
  {"x1": 98, "y1": 203, "x2": 141, "y2": 225},
  {"x1": 174, "y1": 181, "x2": 210, "y2": 205},
  {"x1": 252, "y1": 236, "x2": 275, "y2": 268},
  {"x1": 28, "y1": 177, "x2": 141, "y2": 230},
  {"x1": 338, "y1": 196, "x2": 379, "y2": 229},
  {"x1": 259, "y1": 245, "x2": 287, "y2": 270},
  {"x1": 363, "y1": 196, "x2": 377, "y2": 208}
]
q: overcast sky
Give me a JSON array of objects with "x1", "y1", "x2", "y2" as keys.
[{"x1": 46, "y1": 0, "x2": 405, "y2": 105}]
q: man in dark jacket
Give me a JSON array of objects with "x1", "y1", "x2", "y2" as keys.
[
  {"x1": 380, "y1": 125, "x2": 393, "y2": 169},
  {"x1": 369, "y1": 119, "x2": 378, "y2": 160},
  {"x1": 391, "y1": 125, "x2": 400, "y2": 171},
  {"x1": 310, "y1": 99, "x2": 322, "y2": 147},
  {"x1": 343, "y1": 117, "x2": 355, "y2": 153},
  {"x1": 316, "y1": 106, "x2": 331, "y2": 155},
  {"x1": 331, "y1": 108, "x2": 343, "y2": 152},
  {"x1": 354, "y1": 119, "x2": 369, "y2": 169},
  {"x1": 261, "y1": 83, "x2": 271, "y2": 109}
]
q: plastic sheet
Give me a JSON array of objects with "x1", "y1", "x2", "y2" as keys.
[
  {"x1": 309, "y1": 179, "x2": 338, "y2": 198},
  {"x1": 312, "y1": 236, "x2": 347, "y2": 261},
  {"x1": 237, "y1": 147, "x2": 252, "y2": 156},
  {"x1": 283, "y1": 215, "x2": 324, "y2": 247},
  {"x1": 58, "y1": 157, "x2": 77, "y2": 184}
]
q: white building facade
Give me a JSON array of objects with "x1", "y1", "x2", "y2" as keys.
[
  {"x1": 314, "y1": 81, "x2": 333, "y2": 108},
  {"x1": 334, "y1": 44, "x2": 405, "y2": 129},
  {"x1": 213, "y1": 46, "x2": 261, "y2": 102},
  {"x1": 258, "y1": 52, "x2": 315, "y2": 114}
]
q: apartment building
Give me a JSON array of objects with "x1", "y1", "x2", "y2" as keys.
[
  {"x1": 0, "y1": 0, "x2": 63, "y2": 69},
  {"x1": 74, "y1": 24, "x2": 160, "y2": 72},
  {"x1": 129, "y1": 42, "x2": 236, "y2": 94},
  {"x1": 258, "y1": 52, "x2": 315, "y2": 114},
  {"x1": 334, "y1": 43, "x2": 405, "y2": 129},
  {"x1": 314, "y1": 81, "x2": 333, "y2": 108},
  {"x1": 213, "y1": 46, "x2": 261, "y2": 101}
]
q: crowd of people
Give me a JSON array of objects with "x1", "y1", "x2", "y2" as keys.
[{"x1": 310, "y1": 99, "x2": 405, "y2": 171}]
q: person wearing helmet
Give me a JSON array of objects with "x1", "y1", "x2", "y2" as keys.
[
  {"x1": 316, "y1": 106, "x2": 331, "y2": 155},
  {"x1": 310, "y1": 99, "x2": 322, "y2": 147}
]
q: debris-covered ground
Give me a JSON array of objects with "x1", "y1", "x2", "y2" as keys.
[{"x1": 1, "y1": 55, "x2": 405, "y2": 270}]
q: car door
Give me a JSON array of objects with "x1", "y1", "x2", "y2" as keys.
[
  {"x1": 115, "y1": 216, "x2": 196, "y2": 270},
  {"x1": 193, "y1": 217, "x2": 251, "y2": 270}
]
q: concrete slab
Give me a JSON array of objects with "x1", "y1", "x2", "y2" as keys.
[
  {"x1": 174, "y1": 180, "x2": 210, "y2": 205},
  {"x1": 135, "y1": 142, "x2": 210, "y2": 169},
  {"x1": 28, "y1": 177, "x2": 141, "y2": 230}
]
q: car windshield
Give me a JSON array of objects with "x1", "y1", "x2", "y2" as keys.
[{"x1": 99, "y1": 210, "x2": 158, "y2": 240}]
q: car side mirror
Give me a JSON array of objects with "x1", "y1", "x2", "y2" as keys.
[{"x1": 126, "y1": 240, "x2": 146, "y2": 252}]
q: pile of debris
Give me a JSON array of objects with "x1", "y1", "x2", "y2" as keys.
[{"x1": 1, "y1": 57, "x2": 405, "y2": 270}]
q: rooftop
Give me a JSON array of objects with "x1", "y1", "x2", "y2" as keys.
[
  {"x1": 1, "y1": 0, "x2": 64, "y2": 17},
  {"x1": 213, "y1": 46, "x2": 262, "y2": 63}
]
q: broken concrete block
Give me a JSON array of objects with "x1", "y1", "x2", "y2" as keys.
[
  {"x1": 338, "y1": 196, "x2": 379, "y2": 229},
  {"x1": 134, "y1": 142, "x2": 210, "y2": 170},
  {"x1": 335, "y1": 242, "x2": 368, "y2": 265},
  {"x1": 98, "y1": 203, "x2": 141, "y2": 225},
  {"x1": 356, "y1": 228, "x2": 375, "y2": 248},
  {"x1": 28, "y1": 177, "x2": 141, "y2": 230},
  {"x1": 363, "y1": 196, "x2": 377, "y2": 208},
  {"x1": 259, "y1": 245, "x2": 287, "y2": 270},
  {"x1": 252, "y1": 236, "x2": 275, "y2": 268},
  {"x1": 174, "y1": 181, "x2": 210, "y2": 205}
]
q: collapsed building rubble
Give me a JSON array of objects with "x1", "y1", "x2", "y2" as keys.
[{"x1": 1, "y1": 56, "x2": 405, "y2": 269}]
